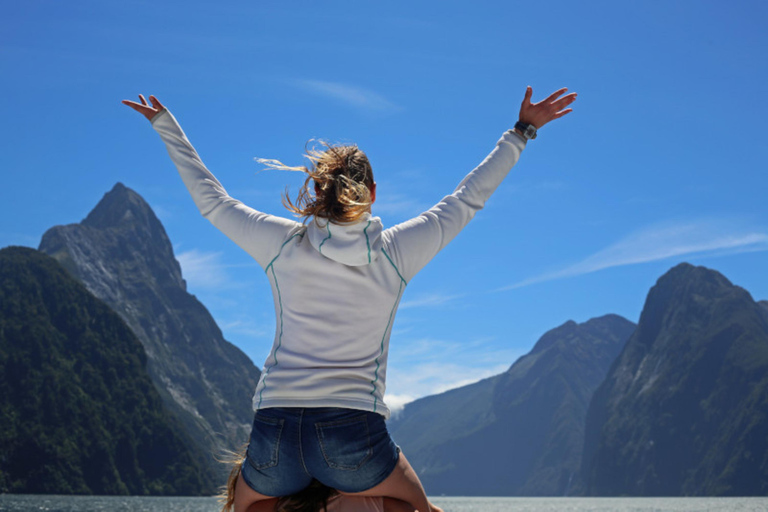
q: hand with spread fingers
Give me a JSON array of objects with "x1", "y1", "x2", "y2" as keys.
[
  {"x1": 519, "y1": 86, "x2": 577, "y2": 129},
  {"x1": 122, "y1": 94, "x2": 165, "y2": 121}
]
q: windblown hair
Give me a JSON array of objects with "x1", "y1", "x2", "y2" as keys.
[
  {"x1": 218, "y1": 445, "x2": 247, "y2": 512},
  {"x1": 218, "y1": 446, "x2": 338, "y2": 512},
  {"x1": 258, "y1": 142, "x2": 374, "y2": 224}
]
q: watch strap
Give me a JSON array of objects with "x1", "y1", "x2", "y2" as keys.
[{"x1": 514, "y1": 121, "x2": 538, "y2": 140}]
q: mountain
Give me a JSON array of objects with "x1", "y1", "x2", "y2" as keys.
[
  {"x1": 38, "y1": 183, "x2": 261, "y2": 479},
  {"x1": 389, "y1": 314, "x2": 636, "y2": 496},
  {"x1": 580, "y1": 263, "x2": 768, "y2": 496},
  {"x1": 0, "y1": 247, "x2": 210, "y2": 495}
]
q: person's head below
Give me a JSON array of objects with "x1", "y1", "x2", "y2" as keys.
[{"x1": 260, "y1": 143, "x2": 376, "y2": 224}]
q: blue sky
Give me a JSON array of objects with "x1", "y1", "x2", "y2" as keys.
[{"x1": 2, "y1": 1, "x2": 767, "y2": 412}]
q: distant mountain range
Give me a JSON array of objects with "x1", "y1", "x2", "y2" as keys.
[
  {"x1": 392, "y1": 262, "x2": 768, "y2": 496},
  {"x1": 1, "y1": 182, "x2": 766, "y2": 496},
  {"x1": 389, "y1": 314, "x2": 636, "y2": 496},
  {"x1": 580, "y1": 263, "x2": 768, "y2": 496}
]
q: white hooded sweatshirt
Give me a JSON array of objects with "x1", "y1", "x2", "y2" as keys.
[{"x1": 152, "y1": 109, "x2": 526, "y2": 419}]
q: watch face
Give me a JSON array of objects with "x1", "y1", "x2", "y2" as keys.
[{"x1": 525, "y1": 126, "x2": 536, "y2": 139}]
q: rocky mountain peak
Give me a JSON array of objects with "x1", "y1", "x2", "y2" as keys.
[
  {"x1": 528, "y1": 315, "x2": 634, "y2": 357},
  {"x1": 38, "y1": 183, "x2": 261, "y2": 482},
  {"x1": 581, "y1": 262, "x2": 768, "y2": 496},
  {"x1": 651, "y1": 262, "x2": 734, "y2": 297},
  {"x1": 40, "y1": 183, "x2": 184, "y2": 293},
  {"x1": 528, "y1": 319, "x2": 578, "y2": 355},
  {"x1": 82, "y1": 182, "x2": 153, "y2": 230},
  {"x1": 634, "y1": 262, "x2": 753, "y2": 350}
]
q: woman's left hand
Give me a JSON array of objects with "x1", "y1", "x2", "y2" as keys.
[{"x1": 122, "y1": 94, "x2": 165, "y2": 121}]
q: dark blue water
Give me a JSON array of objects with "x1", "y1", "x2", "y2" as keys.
[{"x1": 2, "y1": 495, "x2": 768, "y2": 512}]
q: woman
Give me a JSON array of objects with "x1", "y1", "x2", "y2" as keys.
[{"x1": 123, "y1": 85, "x2": 575, "y2": 512}]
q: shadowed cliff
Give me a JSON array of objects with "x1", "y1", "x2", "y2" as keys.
[{"x1": 38, "y1": 183, "x2": 261, "y2": 481}]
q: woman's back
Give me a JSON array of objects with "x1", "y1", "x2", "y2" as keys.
[{"x1": 254, "y1": 213, "x2": 403, "y2": 417}]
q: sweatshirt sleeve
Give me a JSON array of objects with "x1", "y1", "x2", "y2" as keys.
[
  {"x1": 151, "y1": 109, "x2": 301, "y2": 270},
  {"x1": 382, "y1": 130, "x2": 526, "y2": 283}
]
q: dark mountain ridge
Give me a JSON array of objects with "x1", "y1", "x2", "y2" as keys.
[
  {"x1": 390, "y1": 313, "x2": 636, "y2": 496},
  {"x1": 38, "y1": 183, "x2": 261, "y2": 480},
  {"x1": 580, "y1": 263, "x2": 768, "y2": 496},
  {"x1": 0, "y1": 246, "x2": 210, "y2": 495}
]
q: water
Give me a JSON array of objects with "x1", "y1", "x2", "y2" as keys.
[{"x1": 1, "y1": 495, "x2": 768, "y2": 512}]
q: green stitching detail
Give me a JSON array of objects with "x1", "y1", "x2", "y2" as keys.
[
  {"x1": 318, "y1": 223, "x2": 332, "y2": 254},
  {"x1": 363, "y1": 220, "x2": 372, "y2": 264},
  {"x1": 381, "y1": 248, "x2": 407, "y2": 285},
  {"x1": 370, "y1": 279, "x2": 404, "y2": 412},
  {"x1": 265, "y1": 232, "x2": 305, "y2": 273},
  {"x1": 258, "y1": 264, "x2": 285, "y2": 409}
]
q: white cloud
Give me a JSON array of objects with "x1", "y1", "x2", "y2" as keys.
[
  {"x1": 385, "y1": 334, "x2": 522, "y2": 409},
  {"x1": 383, "y1": 393, "x2": 417, "y2": 418},
  {"x1": 220, "y1": 319, "x2": 272, "y2": 339},
  {"x1": 503, "y1": 218, "x2": 768, "y2": 290},
  {"x1": 294, "y1": 79, "x2": 403, "y2": 113},
  {"x1": 150, "y1": 204, "x2": 174, "y2": 223},
  {"x1": 176, "y1": 249, "x2": 233, "y2": 290},
  {"x1": 385, "y1": 361, "x2": 512, "y2": 413},
  {"x1": 399, "y1": 293, "x2": 463, "y2": 310}
]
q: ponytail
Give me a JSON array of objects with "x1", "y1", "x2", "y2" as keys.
[{"x1": 257, "y1": 142, "x2": 374, "y2": 224}]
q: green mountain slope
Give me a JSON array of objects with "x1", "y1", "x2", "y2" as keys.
[{"x1": 0, "y1": 247, "x2": 211, "y2": 495}]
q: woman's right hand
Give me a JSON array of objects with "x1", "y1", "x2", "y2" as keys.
[
  {"x1": 518, "y1": 86, "x2": 577, "y2": 129},
  {"x1": 122, "y1": 94, "x2": 165, "y2": 121}
]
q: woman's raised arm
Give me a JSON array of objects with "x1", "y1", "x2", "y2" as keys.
[
  {"x1": 383, "y1": 86, "x2": 576, "y2": 284},
  {"x1": 122, "y1": 95, "x2": 301, "y2": 270}
]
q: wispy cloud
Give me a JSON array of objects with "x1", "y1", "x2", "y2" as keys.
[
  {"x1": 383, "y1": 393, "x2": 417, "y2": 417},
  {"x1": 175, "y1": 249, "x2": 257, "y2": 291},
  {"x1": 373, "y1": 192, "x2": 428, "y2": 218},
  {"x1": 220, "y1": 319, "x2": 272, "y2": 339},
  {"x1": 176, "y1": 249, "x2": 231, "y2": 290},
  {"x1": 384, "y1": 333, "x2": 522, "y2": 414},
  {"x1": 399, "y1": 293, "x2": 464, "y2": 310},
  {"x1": 293, "y1": 79, "x2": 403, "y2": 113},
  {"x1": 385, "y1": 360, "x2": 513, "y2": 416},
  {"x1": 503, "y1": 218, "x2": 768, "y2": 290}
]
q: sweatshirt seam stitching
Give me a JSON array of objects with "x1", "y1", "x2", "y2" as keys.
[
  {"x1": 265, "y1": 232, "x2": 305, "y2": 273},
  {"x1": 381, "y1": 248, "x2": 407, "y2": 285},
  {"x1": 258, "y1": 264, "x2": 285, "y2": 409},
  {"x1": 371, "y1": 279, "x2": 404, "y2": 412},
  {"x1": 363, "y1": 220, "x2": 372, "y2": 264},
  {"x1": 318, "y1": 223, "x2": 332, "y2": 254}
]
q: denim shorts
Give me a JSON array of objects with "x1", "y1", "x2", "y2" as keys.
[{"x1": 240, "y1": 407, "x2": 400, "y2": 496}]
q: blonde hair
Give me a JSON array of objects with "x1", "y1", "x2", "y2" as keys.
[
  {"x1": 258, "y1": 142, "x2": 374, "y2": 224},
  {"x1": 217, "y1": 445, "x2": 247, "y2": 512}
]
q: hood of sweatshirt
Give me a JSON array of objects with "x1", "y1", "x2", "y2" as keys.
[{"x1": 307, "y1": 213, "x2": 383, "y2": 266}]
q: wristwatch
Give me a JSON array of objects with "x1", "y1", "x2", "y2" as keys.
[{"x1": 514, "y1": 121, "x2": 538, "y2": 141}]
